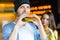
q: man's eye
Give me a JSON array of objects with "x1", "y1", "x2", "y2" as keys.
[{"x1": 20, "y1": 6, "x2": 24, "y2": 8}]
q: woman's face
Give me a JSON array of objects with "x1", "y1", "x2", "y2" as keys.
[
  {"x1": 17, "y1": 4, "x2": 30, "y2": 16},
  {"x1": 42, "y1": 14, "x2": 50, "y2": 27}
]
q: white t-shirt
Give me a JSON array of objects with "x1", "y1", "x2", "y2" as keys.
[{"x1": 18, "y1": 23, "x2": 34, "y2": 40}]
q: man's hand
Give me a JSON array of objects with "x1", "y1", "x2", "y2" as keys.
[
  {"x1": 15, "y1": 13, "x2": 29, "y2": 29},
  {"x1": 31, "y1": 14, "x2": 42, "y2": 26}
]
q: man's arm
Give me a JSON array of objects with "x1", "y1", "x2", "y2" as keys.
[
  {"x1": 32, "y1": 14, "x2": 47, "y2": 40},
  {"x1": 8, "y1": 12, "x2": 28, "y2": 40},
  {"x1": 8, "y1": 20, "x2": 26, "y2": 40},
  {"x1": 2, "y1": 24, "x2": 13, "y2": 40}
]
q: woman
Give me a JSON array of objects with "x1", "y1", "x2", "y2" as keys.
[{"x1": 42, "y1": 11, "x2": 58, "y2": 40}]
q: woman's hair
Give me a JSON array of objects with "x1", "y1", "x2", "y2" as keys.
[{"x1": 42, "y1": 11, "x2": 56, "y2": 30}]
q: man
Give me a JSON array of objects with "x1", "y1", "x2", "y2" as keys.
[{"x1": 2, "y1": 0, "x2": 47, "y2": 40}]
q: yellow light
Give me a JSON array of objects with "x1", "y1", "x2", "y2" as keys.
[
  {"x1": 0, "y1": 13, "x2": 16, "y2": 21},
  {"x1": 30, "y1": 7, "x2": 35, "y2": 10},
  {"x1": 0, "y1": 3, "x2": 14, "y2": 8},
  {"x1": 38, "y1": 6, "x2": 43, "y2": 10},
  {"x1": 5, "y1": 3, "x2": 14, "y2": 8},
  {"x1": 34, "y1": 7, "x2": 37, "y2": 10},
  {"x1": 33, "y1": 11, "x2": 45, "y2": 14},
  {"x1": 32, "y1": 10, "x2": 51, "y2": 14},
  {"x1": 38, "y1": 16, "x2": 42, "y2": 18},
  {"x1": 0, "y1": 4, "x2": 5, "y2": 8},
  {"x1": 38, "y1": 5, "x2": 51, "y2": 10},
  {"x1": 30, "y1": 5, "x2": 51, "y2": 11},
  {"x1": 43, "y1": 5, "x2": 51, "y2": 9}
]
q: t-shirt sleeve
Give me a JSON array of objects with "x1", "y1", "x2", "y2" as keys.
[{"x1": 2, "y1": 24, "x2": 12, "y2": 40}]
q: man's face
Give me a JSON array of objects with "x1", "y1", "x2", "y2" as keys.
[{"x1": 17, "y1": 4, "x2": 30, "y2": 16}]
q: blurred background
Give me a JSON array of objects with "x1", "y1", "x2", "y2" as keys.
[{"x1": 0, "y1": 0, "x2": 60, "y2": 40}]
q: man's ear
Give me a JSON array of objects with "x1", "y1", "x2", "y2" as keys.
[{"x1": 16, "y1": 12, "x2": 20, "y2": 17}]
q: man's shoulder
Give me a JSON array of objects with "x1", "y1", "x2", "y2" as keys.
[
  {"x1": 3, "y1": 22, "x2": 15, "y2": 30},
  {"x1": 2, "y1": 22, "x2": 15, "y2": 39},
  {"x1": 28, "y1": 22, "x2": 38, "y2": 29}
]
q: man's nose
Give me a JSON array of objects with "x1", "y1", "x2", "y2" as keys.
[{"x1": 24, "y1": 8, "x2": 27, "y2": 12}]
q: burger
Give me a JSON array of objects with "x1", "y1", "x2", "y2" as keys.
[{"x1": 22, "y1": 14, "x2": 36, "y2": 22}]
